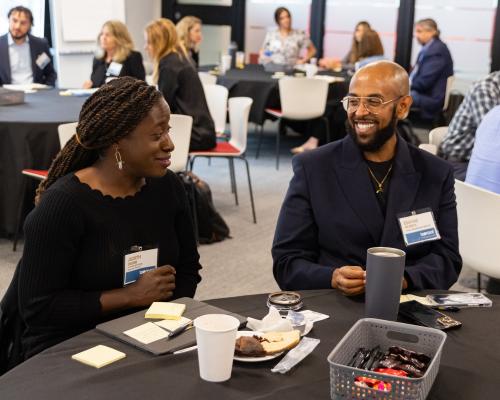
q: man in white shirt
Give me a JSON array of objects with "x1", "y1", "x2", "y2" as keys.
[{"x1": 0, "y1": 6, "x2": 57, "y2": 86}]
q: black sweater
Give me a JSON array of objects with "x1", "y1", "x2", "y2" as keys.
[
  {"x1": 18, "y1": 171, "x2": 201, "y2": 359},
  {"x1": 90, "y1": 50, "x2": 146, "y2": 88},
  {"x1": 158, "y1": 52, "x2": 216, "y2": 151}
]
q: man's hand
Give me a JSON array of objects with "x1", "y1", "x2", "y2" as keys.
[
  {"x1": 331, "y1": 266, "x2": 366, "y2": 296},
  {"x1": 126, "y1": 265, "x2": 176, "y2": 308}
]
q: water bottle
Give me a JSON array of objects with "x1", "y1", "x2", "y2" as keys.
[{"x1": 228, "y1": 41, "x2": 238, "y2": 69}]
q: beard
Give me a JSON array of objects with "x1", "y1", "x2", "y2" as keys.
[
  {"x1": 345, "y1": 107, "x2": 398, "y2": 153},
  {"x1": 10, "y1": 29, "x2": 28, "y2": 41}
]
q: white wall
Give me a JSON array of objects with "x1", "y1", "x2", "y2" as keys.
[
  {"x1": 199, "y1": 25, "x2": 232, "y2": 65},
  {"x1": 52, "y1": 0, "x2": 160, "y2": 88}
]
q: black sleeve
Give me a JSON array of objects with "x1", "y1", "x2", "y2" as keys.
[
  {"x1": 169, "y1": 172, "x2": 202, "y2": 299},
  {"x1": 90, "y1": 57, "x2": 105, "y2": 88},
  {"x1": 18, "y1": 189, "x2": 102, "y2": 330},
  {"x1": 191, "y1": 51, "x2": 199, "y2": 69},
  {"x1": 158, "y1": 58, "x2": 179, "y2": 112},
  {"x1": 124, "y1": 51, "x2": 146, "y2": 81},
  {"x1": 41, "y1": 38, "x2": 57, "y2": 86}
]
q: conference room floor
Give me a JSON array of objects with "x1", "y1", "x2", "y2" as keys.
[{"x1": 0, "y1": 122, "x2": 477, "y2": 300}]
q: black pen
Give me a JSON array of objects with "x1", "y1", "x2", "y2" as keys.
[
  {"x1": 168, "y1": 319, "x2": 195, "y2": 338},
  {"x1": 431, "y1": 306, "x2": 461, "y2": 312}
]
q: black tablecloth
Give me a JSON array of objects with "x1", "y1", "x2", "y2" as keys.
[
  {"x1": 0, "y1": 289, "x2": 498, "y2": 399},
  {"x1": 0, "y1": 89, "x2": 86, "y2": 237},
  {"x1": 202, "y1": 65, "x2": 350, "y2": 126}
]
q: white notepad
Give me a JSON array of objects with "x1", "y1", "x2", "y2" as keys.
[
  {"x1": 155, "y1": 317, "x2": 192, "y2": 332},
  {"x1": 72, "y1": 345, "x2": 125, "y2": 368},
  {"x1": 145, "y1": 302, "x2": 186, "y2": 320},
  {"x1": 123, "y1": 322, "x2": 169, "y2": 344}
]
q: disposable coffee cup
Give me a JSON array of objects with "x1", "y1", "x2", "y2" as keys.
[
  {"x1": 194, "y1": 314, "x2": 240, "y2": 382},
  {"x1": 365, "y1": 247, "x2": 406, "y2": 321},
  {"x1": 305, "y1": 63, "x2": 318, "y2": 77},
  {"x1": 221, "y1": 55, "x2": 232, "y2": 74}
]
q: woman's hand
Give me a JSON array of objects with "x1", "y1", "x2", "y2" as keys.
[
  {"x1": 82, "y1": 79, "x2": 93, "y2": 89},
  {"x1": 294, "y1": 57, "x2": 308, "y2": 65},
  {"x1": 126, "y1": 265, "x2": 176, "y2": 308},
  {"x1": 319, "y1": 58, "x2": 341, "y2": 69}
]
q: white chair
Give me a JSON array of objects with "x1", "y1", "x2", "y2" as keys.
[
  {"x1": 418, "y1": 143, "x2": 438, "y2": 155},
  {"x1": 455, "y1": 180, "x2": 500, "y2": 292},
  {"x1": 13, "y1": 122, "x2": 77, "y2": 250},
  {"x1": 260, "y1": 77, "x2": 329, "y2": 169},
  {"x1": 429, "y1": 127, "x2": 448, "y2": 148},
  {"x1": 202, "y1": 84, "x2": 229, "y2": 138},
  {"x1": 198, "y1": 72, "x2": 217, "y2": 85},
  {"x1": 443, "y1": 75, "x2": 455, "y2": 112},
  {"x1": 168, "y1": 115, "x2": 199, "y2": 243},
  {"x1": 189, "y1": 97, "x2": 256, "y2": 223}
]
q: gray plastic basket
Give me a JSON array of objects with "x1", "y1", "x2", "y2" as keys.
[{"x1": 328, "y1": 318, "x2": 447, "y2": 400}]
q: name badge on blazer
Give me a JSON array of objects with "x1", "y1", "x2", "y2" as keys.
[
  {"x1": 123, "y1": 245, "x2": 158, "y2": 286},
  {"x1": 107, "y1": 62, "x2": 123, "y2": 77},
  {"x1": 36, "y1": 52, "x2": 50, "y2": 69},
  {"x1": 397, "y1": 208, "x2": 441, "y2": 246}
]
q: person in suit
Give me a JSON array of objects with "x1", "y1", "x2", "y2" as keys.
[
  {"x1": 410, "y1": 19, "x2": 453, "y2": 119},
  {"x1": 176, "y1": 16, "x2": 203, "y2": 69},
  {"x1": 82, "y1": 21, "x2": 145, "y2": 89},
  {"x1": 272, "y1": 61, "x2": 461, "y2": 294},
  {"x1": 145, "y1": 18, "x2": 216, "y2": 152},
  {"x1": 0, "y1": 6, "x2": 57, "y2": 86}
]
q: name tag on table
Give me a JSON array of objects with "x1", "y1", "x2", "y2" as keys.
[
  {"x1": 123, "y1": 246, "x2": 158, "y2": 286},
  {"x1": 397, "y1": 208, "x2": 441, "y2": 246},
  {"x1": 108, "y1": 62, "x2": 123, "y2": 76},
  {"x1": 36, "y1": 52, "x2": 50, "y2": 69}
]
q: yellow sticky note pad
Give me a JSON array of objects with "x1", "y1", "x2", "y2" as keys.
[
  {"x1": 400, "y1": 294, "x2": 434, "y2": 305},
  {"x1": 145, "y1": 302, "x2": 186, "y2": 320},
  {"x1": 72, "y1": 345, "x2": 125, "y2": 368},
  {"x1": 155, "y1": 317, "x2": 192, "y2": 332}
]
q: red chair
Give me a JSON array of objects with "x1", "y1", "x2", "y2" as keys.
[{"x1": 13, "y1": 122, "x2": 77, "y2": 251}]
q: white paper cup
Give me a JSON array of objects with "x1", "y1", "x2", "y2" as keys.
[
  {"x1": 221, "y1": 55, "x2": 232, "y2": 74},
  {"x1": 194, "y1": 314, "x2": 240, "y2": 382},
  {"x1": 305, "y1": 63, "x2": 318, "y2": 77}
]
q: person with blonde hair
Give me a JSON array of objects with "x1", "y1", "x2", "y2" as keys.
[
  {"x1": 83, "y1": 20, "x2": 145, "y2": 88},
  {"x1": 320, "y1": 21, "x2": 371, "y2": 71},
  {"x1": 145, "y1": 18, "x2": 215, "y2": 151},
  {"x1": 176, "y1": 16, "x2": 203, "y2": 68}
]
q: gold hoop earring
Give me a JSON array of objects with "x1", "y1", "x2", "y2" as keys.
[{"x1": 115, "y1": 148, "x2": 124, "y2": 170}]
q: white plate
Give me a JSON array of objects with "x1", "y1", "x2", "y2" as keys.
[{"x1": 234, "y1": 331, "x2": 283, "y2": 362}]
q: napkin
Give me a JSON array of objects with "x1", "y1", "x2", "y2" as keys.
[{"x1": 247, "y1": 306, "x2": 313, "y2": 336}]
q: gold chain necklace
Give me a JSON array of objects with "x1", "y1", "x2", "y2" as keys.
[{"x1": 366, "y1": 162, "x2": 394, "y2": 194}]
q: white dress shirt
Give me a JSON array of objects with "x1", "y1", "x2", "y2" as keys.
[{"x1": 8, "y1": 32, "x2": 33, "y2": 84}]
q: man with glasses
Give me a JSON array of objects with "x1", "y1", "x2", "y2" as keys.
[
  {"x1": 272, "y1": 61, "x2": 461, "y2": 295},
  {"x1": 0, "y1": 6, "x2": 57, "y2": 86}
]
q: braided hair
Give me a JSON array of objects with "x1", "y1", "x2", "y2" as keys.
[{"x1": 35, "y1": 77, "x2": 162, "y2": 205}]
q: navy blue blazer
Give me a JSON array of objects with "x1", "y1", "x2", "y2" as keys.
[
  {"x1": 0, "y1": 33, "x2": 57, "y2": 86},
  {"x1": 272, "y1": 134, "x2": 462, "y2": 291},
  {"x1": 411, "y1": 38, "x2": 453, "y2": 119}
]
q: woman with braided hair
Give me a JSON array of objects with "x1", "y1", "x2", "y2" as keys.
[
  {"x1": 145, "y1": 18, "x2": 216, "y2": 151},
  {"x1": 17, "y1": 77, "x2": 202, "y2": 359}
]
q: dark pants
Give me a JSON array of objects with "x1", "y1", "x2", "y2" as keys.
[
  {"x1": 450, "y1": 160, "x2": 469, "y2": 181},
  {"x1": 486, "y1": 278, "x2": 500, "y2": 294}
]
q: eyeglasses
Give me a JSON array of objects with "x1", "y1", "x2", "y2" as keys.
[{"x1": 342, "y1": 96, "x2": 403, "y2": 115}]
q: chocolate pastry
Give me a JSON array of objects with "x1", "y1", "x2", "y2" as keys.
[{"x1": 235, "y1": 336, "x2": 266, "y2": 357}]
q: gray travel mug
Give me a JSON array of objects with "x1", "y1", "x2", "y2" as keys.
[{"x1": 365, "y1": 247, "x2": 406, "y2": 321}]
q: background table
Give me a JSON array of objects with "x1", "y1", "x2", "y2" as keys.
[
  {"x1": 0, "y1": 289, "x2": 498, "y2": 399},
  {"x1": 0, "y1": 90, "x2": 86, "y2": 237},
  {"x1": 202, "y1": 65, "x2": 351, "y2": 126}
]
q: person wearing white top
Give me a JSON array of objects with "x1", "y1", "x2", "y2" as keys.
[{"x1": 260, "y1": 7, "x2": 316, "y2": 65}]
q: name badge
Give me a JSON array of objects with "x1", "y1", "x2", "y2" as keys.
[
  {"x1": 269, "y1": 40, "x2": 282, "y2": 52},
  {"x1": 107, "y1": 62, "x2": 123, "y2": 77},
  {"x1": 36, "y1": 52, "x2": 50, "y2": 69},
  {"x1": 397, "y1": 208, "x2": 441, "y2": 246},
  {"x1": 123, "y1": 245, "x2": 158, "y2": 286}
]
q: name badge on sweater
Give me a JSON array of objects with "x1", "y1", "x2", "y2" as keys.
[
  {"x1": 36, "y1": 52, "x2": 50, "y2": 69},
  {"x1": 123, "y1": 245, "x2": 158, "y2": 286},
  {"x1": 107, "y1": 62, "x2": 123, "y2": 76},
  {"x1": 397, "y1": 208, "x2": 441, "y2": 246}
]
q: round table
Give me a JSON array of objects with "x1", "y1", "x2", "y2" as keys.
[
  {"x1": 0, "y1": 89, "x2": 87, "y2": 237},
  {"x1": 203, "y1": 65, "x2": 351, "y2": 126},
  {"x1": 0, "y1": 289, "x2": 498, "y2": 399}
]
